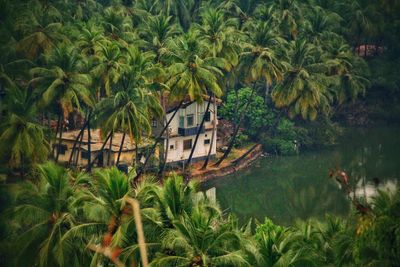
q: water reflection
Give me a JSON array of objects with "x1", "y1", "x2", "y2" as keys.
[{"x1": 204, "y1": 127, "x2": 400, "y2": 225}]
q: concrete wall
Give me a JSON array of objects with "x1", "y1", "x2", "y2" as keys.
[
  {"x1": 159, "y1": 100, "x2": 218, "y2": 163},
  {"x1": 164, "y1": 129, "x2": 216, "y2": 163},
  {"x1": 54, "y1": 141, "x2": 135, "y2": 167}
]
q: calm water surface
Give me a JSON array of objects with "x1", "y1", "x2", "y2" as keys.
[{"x1": 203, "y1": 127, "x2": 400, "y2": 225}]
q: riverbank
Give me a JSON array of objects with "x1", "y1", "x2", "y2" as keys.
[{"x1": 189, "y1": 144, "x2": 263, "y2": 182}]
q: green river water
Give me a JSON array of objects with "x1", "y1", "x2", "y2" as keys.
[{"x1": 203, "y1": 127, "x2": 400, "y2": 225}]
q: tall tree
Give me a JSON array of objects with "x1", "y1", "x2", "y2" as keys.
[
  {"x1": 0, "y1": 87, "x2": 48, "y2": 176},
  {"x1": 29, "y1": 45, "x2": 93, "y2": 161},
  {"x1": 271, "y1": 39, "x2": 332, "y2": 120},
  {"x1": 91, "y1": 42, "x2": 128, "y2": 98},
  {"x1": 15, "y1": 2, "x2": 66, "y2": 59},
  {"x1": 8, "y1": 163, "x2": 90, "y2": 266},
  {"x1": 215, "y1": 20, "x2": 287, "y2": 166}
]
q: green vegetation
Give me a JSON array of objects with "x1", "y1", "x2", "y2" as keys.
[
  {"x1": 1, "y1": 164, "x2": 400, "y2": 266},
  {"x1": 2, "y1": 0, "x2": 395, "y2": 170},
  {"x1": 1, "y1": 0, "x2": 400, "y2": 266}
]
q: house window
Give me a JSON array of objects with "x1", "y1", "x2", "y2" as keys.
[
  {"x1": 81, "y1": 151, "x2": 90, "y2": 159},
  {"x1": 205, "y1": 111, "x2": 211, "y2": 122},
  {"x1": 204, "y1": 139, "x2": 210, "y2": 145},
  {"x1": 152, "y1": 120, "x2": 157, "y2": 127},
  {"x1": 179, "y1": 116, "x2": 185, "y2": 128},
  {"x1": 187, "y1": 114, "x2": 194, "y2": 127},
  {"x1": 169, "y1": 144, "x2": 175, "y2": 150},
  {"x1": 183, "y1": 139, "x2": 192, "y2": 150},
  {"x1": 55, "y1": 144, "x2": 67, "y2": 155}
]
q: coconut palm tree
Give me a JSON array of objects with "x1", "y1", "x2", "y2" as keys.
[
  {"x1": 29, "y1": 45, "x2": 93, "y2": 162},
  {"x1": 164, "y1": 30, "x2": 224, "y2": 102},
  {"x1": 8, "y1": 162, "x2": 90, "y2": 266},
  {"x1": 0, "y1": 86, "x2": 48, "y2": 176},
  {"x1": 94, "y1": 85, "x2": 162, "y2": 167},
  {"x1": 214, "y1": 20, "x2": 287, "y2": 166},
  {"x1": 150, "y1": 203, "x2": 250, "y2": 267},
  {"x1": 325, "y1": 38, "x2": 370, "y2": 104},
  {"x1": 137, "y1": 30, "x2": 224, "y2": 177},
  {"x1": 139, "y1": 15, "x2": 180, "y2": 63},
  {"x1": 196, "y1": 7, "x2": 241, "y2": 169},
  {"x1": 165, "y1": 30, "x2": 224, "y2": 167},
  {"x1": 268, "y1": 0, "x2": 303, "y2": 40},
  {"x1": 72, "y1": 167, "x2": 163, "y2": 266},
  {"x1": 271, "y1": 39, "x2": 332, "y2": 120},
  {"x1": 152, "y1": 174, "x2": 199, "y2": 226},
  {"x1": 92, "y1": 46, "x2": 163, "y2": 168},
  {"x1": 102, "y1": 6, "x2": 136, "y2": 46},
  {"x1": 15, "y1": 2, "x2": 67, "y2": 59},
  {"x1": 91, "y1": 42, "x2": 129, "y2": 98},
  {"x1": 76, "y1": 22, "x2": 108, "y2": 57}
]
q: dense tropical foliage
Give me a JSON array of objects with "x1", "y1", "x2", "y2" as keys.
[
  {"x1": 1, "y1": 164, "x2": 400, "y2": 266},
  {"x1": 2, "y1": 0, "x2": 395, "y2": 170},
  {"x1": 1, "y1": 0, "x2": 400, "y2": 266}
]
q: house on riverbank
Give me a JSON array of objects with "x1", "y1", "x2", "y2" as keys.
[
  {"x1": 52, "y1": 96, "x2": 221, "y2": 169},
  {"x1": 154, "y1": 97, "x2": 221, "y2": 166},
  {"x1": 52, "y1": 130, "x2": 146, "y2": 167}
]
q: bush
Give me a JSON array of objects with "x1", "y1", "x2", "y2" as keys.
[{"x1": 232, "y1": 131, "x2": 249, "y2": 148}]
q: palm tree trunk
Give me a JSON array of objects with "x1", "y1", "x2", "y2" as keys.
[
  {"x1": 158, "y1": 116, "x2": 169, "y2": 178},
  {"x1": 135, "y1": 101, "x2": 183, "y2": 180},
  {"x1": 75, "y1": 125, "x2": 85, "y2": 167},
  {"x1": 177, "y1": 0, "x2": 191, "y2": 31},
  {"x1": 55, "y1": 113, "x2": 64, "y2": 163},
  {"x1": 265, "y1": 83, "x2": 270, "y2": 104},
  {"x1": 201, "y1": 94, "x2": 216, "y2": 170},
  {"x1": 213, "y1": 83, "x2": 256, "y2": 167},
  {"x1": 87, "y1": 113, "x2": 92, "y2": 172},
  {"x1": 190, "y1": 0, "x2": 201, "y2": 20},
  {"x1": 52, "y1": 113, "x2": 61, "y2": 156},
  {"x1": 135, "y1": 141, "x2": 139, "y2": 167},
  {"x1": 20, "y1": 155, "x2": 24, "y2": 179},
  {"x1": 108, "y1": 131, "x2": 113, "y2": 166},
  {"x1": 68, "y1": 114, "x2": 89, "y2": 166},
  {"x1": 89, "y1": 131, "x2": 112, "y2": 169},
  {"x1": 187, "y1": 95, "x2": 212, "y2": 165},
  {"x1": 116, "y1": 133, "x2": 126, "y2": 166}
]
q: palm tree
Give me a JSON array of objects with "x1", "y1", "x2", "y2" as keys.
[
  {"x1": 102, "y1": 6, "x2": 136, "y2": 46},
  {"x1": 334, "y1": 0, "x2": 377, "y2": 53},
  {"x1": 268, "y1": 0, "x2": 303, "y2": 40},
  {"x1": 255, "y1": 218, "x2": 329, "y2": 266},
  {"x1": 94, "y1": 86, "x2": 162, "y2": 167},
  {"x1": 73, "y1": 167, "x2": 162, "y2": 267},
  {"x1": 0, "y1": 86, "x2": 48, "y2": 176},
  {"x1": 150, "y1": 203, "x2": 250, "y2": 266},
  {"x1": 214, "y1": 20, "x2": 287, "y2": 166},
  {"x1": 91, "y1": 42, "x2": 129, "y2": 98},
  {"x1": 29, "y1": 45, "x2": 93, "y2": 162},
  {"x1": 137, "y1": 30, "x2": 224, "y2": 177},
  {"x1": 76, "y1": 22, "x2": 107, "y2": 57},
  {"x1": 93, "y1": 46, "x2": 163, "y2": 168},
  {"x1": 8, "y1": 162, "x2": 90, "y2": 266},
  {"x1": 272, "y1": 39, "x2": 332, "y2": 120},
  {"x1": 196, "y1": 7, "x2": 240, "y2": 169},
  {"x1": 15, "y1": 3, "x2": 67, "y2": 59},
  {"x1": 325, "y1": 38, "x2": 370, "y2": 104},
  {"x1": 138, "y1": 15, "x2": 179, "y2": 63},
  {"x1": 165, "y1": 30, "x2": 224, "y2": 167},
  {"x1": 152, "y1": 174, "x2": 199, "y2": 226}
]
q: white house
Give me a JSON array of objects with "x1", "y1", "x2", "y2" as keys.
[{"x1": 154, "y1": 97, "x2": 219, "y2": 165}]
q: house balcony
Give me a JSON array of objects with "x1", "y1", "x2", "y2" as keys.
[{"x1": 178, "y1": 125, "x2": 205, "y2": 136}]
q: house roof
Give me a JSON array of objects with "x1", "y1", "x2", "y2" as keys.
[
  {"x1": 62, "y1": 129, "x2": 152, "y2": 152},
  {"x1": 165, "y1": 94, "x2": 222, "y2": 114}
]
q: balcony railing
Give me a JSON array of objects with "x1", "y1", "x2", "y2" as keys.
[{"x1": 178, "y1": 125, "x2": 205, "y2": 136}]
